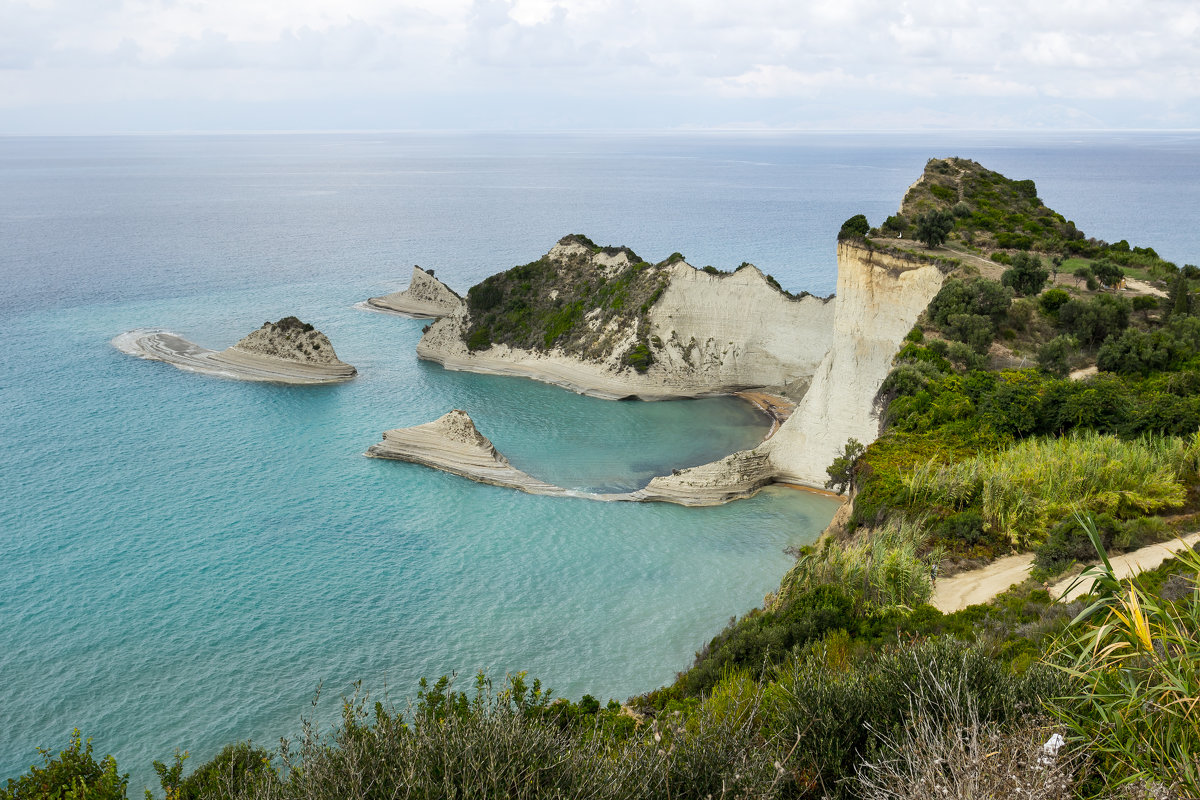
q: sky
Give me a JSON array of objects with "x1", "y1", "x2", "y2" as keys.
[{"x1": 1, "y1": 0, "x2": 1199, "y2": 133}]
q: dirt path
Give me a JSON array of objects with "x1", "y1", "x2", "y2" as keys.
[
  {"x1": 1051, "y1": 532, "x2": 1200, "y2": 603},
  {"x1": 931, "y1": 533, "x2": 1200, "y2": 612},
  {"x1": 932, "y1": 554, "x2": 1034, "y2": 612}
]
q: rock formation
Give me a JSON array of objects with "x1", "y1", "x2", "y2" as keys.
[
  {"x1": 367, "y1": 410, "x2": 778, "y2": 506},
  {"x1": 113, "y1": 317, "x2": 357, "y2": 384},
  {"x1": 366, "y1": 410, "x2": 568, "y2": 495},
  {"x1": 386, "y1": 236, "x2": 946, "y2": 494},
  {"x1": 762, "y1": 243, "x2": 947, "y2": 486},
  {"x1": 416, "y1": 236, "x2": 834, "y2": 400},
  {"x1": 367, "y1": 266, "x2": 464, "y2": 318}
]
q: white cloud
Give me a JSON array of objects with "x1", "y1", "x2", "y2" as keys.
[{"x1": 2, "y1": 0, "x2": 1199, "y2": 130}]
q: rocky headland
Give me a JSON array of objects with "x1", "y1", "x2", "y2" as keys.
[
  {"x1": 114, "y1": 316, "x2": 357, "y2": 384},
  {"x1": 366, "y1": 266, "x2": 464, "y2": 318},
  {"x1": 392, "y1": 232, "x2": 947, "y2": 496}
]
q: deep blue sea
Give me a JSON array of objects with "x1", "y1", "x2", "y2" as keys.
[{"x1": 2, "y1": 131, "x2": 1199, "y2": 791}]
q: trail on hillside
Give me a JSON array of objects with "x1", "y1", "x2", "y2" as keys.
[{"x1": 930, "y1": 533, "x2": 1200, "y2": 612}]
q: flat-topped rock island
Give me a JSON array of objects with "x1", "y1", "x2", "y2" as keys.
[{"x1": 114, "y1": 316, "x2": 357, "y2": 384}]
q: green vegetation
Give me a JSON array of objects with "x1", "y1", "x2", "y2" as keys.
[
  {"x1": 902, "y1": 431, "x2": 1194, "y2": 546},
  {"x1": 2, "y1": 730, "x2": 127, "y2": 800},
  {"x1": 913, "y1": 209, "x2": 953, "y2": 248},
  {"x1": 838, "y1": 213, "x2": 871, "y2": 240},
  {"x1": 462, "y1": 235, "x2": 670, "y2": 367}
]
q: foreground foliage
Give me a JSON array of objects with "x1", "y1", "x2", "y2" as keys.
[{"x1": 1054, "y1": 521, "x2": 1200, "y2": 795}]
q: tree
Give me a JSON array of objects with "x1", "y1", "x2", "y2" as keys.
[
  {"x1": 1072, "y1": 266, "x2": 1093, "y2": 287},
  {"x1": 1037, "y1": 335, "x2": 1078, "y2": 378},
  {"x1": 838, "y1": 213, "x2": 871, "y2": 240},
  {"x1": 825, "y1": 438, "x2": 866, "y2": 495},
  {"x1": 1091, "y1": 258, "x2": 1124, "y2": 288},
  {"x1": 1169, "y1": 271, "x2": 1193, "y2": 317},
  {"x1": 914, "y1": 210, "x2": 954, "y2": 248},
  {"x1": 1000, "y1": 252, "x2": 1050, "y2": 296}
]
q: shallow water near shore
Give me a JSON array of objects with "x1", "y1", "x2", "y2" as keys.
[{"x1": 3, "y1": 131, "x2": 1199, "y2": 791}]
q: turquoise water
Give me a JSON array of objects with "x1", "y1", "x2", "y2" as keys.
[{"x1": 3, "y1": 131, "x2": 1200, "y2": 790}]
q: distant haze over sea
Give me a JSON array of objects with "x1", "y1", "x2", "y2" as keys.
[{"x1": 1, "y1": 131, "x2": 1197, "y2": 792}]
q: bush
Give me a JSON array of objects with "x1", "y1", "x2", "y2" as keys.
[
  {"x1": 1038, "y1": 288, "x2": 1071, "y2": 315},
  {"x1": 928, "y1": 277, "x2": 1013, "y2": 328},
  {"x1": 466, "y1": 326, "x2": 492, "y2": 351},
  {"x1": 914, "y1": 210, "x2": 954, "y2": 248},
  {"x1": 767, "y1": 638, "x2": 1065, "y2": 800},
  {"x1": 1001, "y1": 252, "x2": 1050, "y2": 296},
  {"x1": 838, "y1": 214, "x2": 871, "y2": 240},
  {"x1": 1034, "y1": 513, "x2": 1122, "y2": 576},
  {"x1": 1056, "y1": 294, "x2": 1130, "y2": 346},
  {"x1": 1037, "y1": 335, "x2": 1078, "y2": 378},
  {"x1": 1, "y1": 730, "x2": 128, "y2": 800},
  {"x1": 622, "y1": 341, "x2": 653, "y2": 373}
]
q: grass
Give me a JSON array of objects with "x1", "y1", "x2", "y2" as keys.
[
  {"x1": 779, "y1": 516, "x2": 940, "y2": 612},
  {"x1": 902, "y1": 431, "x2": 1197, "y2": 546}
]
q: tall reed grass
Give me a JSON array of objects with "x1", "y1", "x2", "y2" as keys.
[
  {"x1": 902, "y1": 431, "x2": 1198, "y2": 546},
  {"x1": 782, "y1": 516, "x2": 939, "y2": 611}
]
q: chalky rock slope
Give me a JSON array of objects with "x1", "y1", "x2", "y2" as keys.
[{"x1": 367, "y1": 266, "x2": 464, "y2": 318}]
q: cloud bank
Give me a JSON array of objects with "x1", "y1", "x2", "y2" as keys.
[{"x1": 1, "y1": 0, "x2": 1197, "y2": 131}]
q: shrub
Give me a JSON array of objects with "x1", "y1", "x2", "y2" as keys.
[
  {"x1": 1001, "y1": 252, "x2": 1050, "y2": 296},
  {"x1": 1056, "y1": 294, "x2": 1131, "y2": 346},
  {"x1": 622, "y1": 341, "x2": 653, "y2": 373},
  {"x1": 1039, "y1": 288, "x2": 1071, "y2": 315},
  {"x1": 767, "y1": 638, "x2": 1065, "y2": 800},
  {"x1": 914, "y1": 209, "x2": 954, "y2": 248},
  {"x1": 1, "y1": 730, "x2": 128, "y2": 800},
  {"x1": 466, "y1": 326, "x2": 492, "y2": 351},
  {"x1": 825, "y1": 437, "x2": 865, "y2": 495},
  {"x1": 838, "y1": 214, "x2": 871, "y2": 240},
  {"x1": 1037, "y1": 335, "x2": 1078, "y2": 378}
]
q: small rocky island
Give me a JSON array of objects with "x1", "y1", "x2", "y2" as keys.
[
  {"x1": 366, "y1": 265, "x2": 464, "y2": 318},
  {"x1": 114, "y1": 316, "x2": 357, "y2": 384}
]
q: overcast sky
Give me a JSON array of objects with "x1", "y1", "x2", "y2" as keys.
[{"x1": 2, "y1": 0, "x2": 1198, "y2": 133}]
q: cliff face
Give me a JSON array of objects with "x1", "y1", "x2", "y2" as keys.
[
  {"x1": 368, "y1": 266, "x2": 464, "y2": 318},
  {"x1": 644, "y1": 264, "x2": 834, "y2": 394},
  {"x1": 763, "y1": 243, "x2": 946, "y2": 486},
  {"x1": 416, "y1": 239, "x2": 834, "y2": 399}
]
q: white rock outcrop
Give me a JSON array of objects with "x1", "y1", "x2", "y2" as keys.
[
  {"x1": 366, "y1": 410, "x2": 569, "y2": 495},
  {"x1": 393, "y1": 238, "x2": 946, "y2": 496},
  {"x1": 367, "y1": 266, "x2": 464, "y2": 318},
  {"x1": 114, "y1": 317, "x2": 357, "y2": 384}
]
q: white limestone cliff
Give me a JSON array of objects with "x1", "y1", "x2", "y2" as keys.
[
  {"x1": 392, "y1": 238, "x2": 946, "y2": 496},
  {"x1": 762, "y1": 243, "x2": 946, "y2": 486}
]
